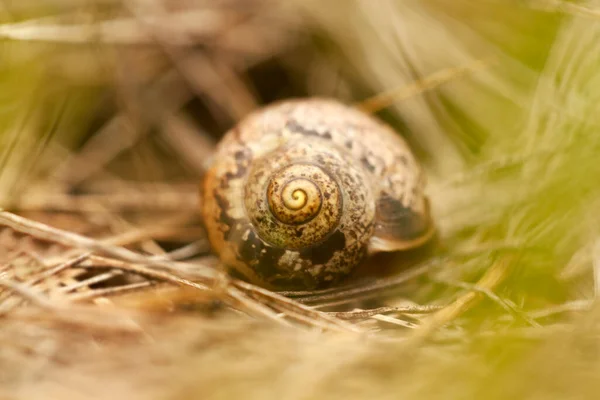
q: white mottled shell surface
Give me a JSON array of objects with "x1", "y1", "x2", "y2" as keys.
[{"x1": 202, "y1": 98, "x2": 433, "y2": 289}]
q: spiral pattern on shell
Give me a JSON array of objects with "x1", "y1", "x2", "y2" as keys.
[
  {"x1": 267, "y1": 167, "x2": 325, "y2": 226},
  {"x1": 201, "y1": 98, "x2": 434, "y2": 289},
  {"x1": 244, "y1": 142, "x2": 365, "y2": 251}
]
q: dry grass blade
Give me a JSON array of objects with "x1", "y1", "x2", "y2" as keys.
[
  {"x1": 80, "y1": 256, "x2": 359, "y2": 332},
  {"x1": 160, "y1": 113, "x2": 216, "y2": 173},
  {"x1": 0, "y1": 278, "x2": 143, "y2": 332},
  {"x1": 0, "y1": 279, "x2": 60, "y2": 311},
  {"x1": 68, "y1": 281, "x2": 154, "y2": 302},
  {"x1": 330, "y1": 305, "x2": 442, "y2": 320},
  {"x1": 27, "y1": 253, "x2": 90, "y2": 285},
  {"x1": 0, "y1": 213, "x2": 282, "y2": 325},
  {"x1": 101, "y1": 214, "x2": 204, "y2": 248},
  {"x1": 0, "y1": 211, "x2": 182, "y2": 266},
  {"x1": 232, "y1": 280, "x2": 362, "y2": 333},
  {"x1": 0, "y1": 9, "x2": 235, "y2": 45},
  {"x1": 526, "y1": 300, "x2": 594, "y2": 319},
  {"x1": 76, "y1": 255, "x2": 288, "y2": 324},
  {"x1": 410, "y1": 255, "x2": 515, "y2": 340},
  {"x1": 432, "y1": 277, "x2": 540, "y2": 327},
  {"x1": 147, "y1": 242, "x2": 208, "y2": 261},
  {"x1": 52, "y1": 70, "x2": 193, "y2": 187},
  {"x1": 371, "y1": 314, "x2": 419, "y2": 329},
  {"x1": 0, "y1": 211, "x2": 364, "y2": 332},
  {"x1": 0, "y1": 211, "x2": 211, "y2": 275},
  {"x1": 355, "y1": 58, "x2": 494, "y2": 114},
  {"x1": 526, "y1": 0, "x2": 600, "y2": 19},
  {"x1": 16, "y1": 189, "x2": 199, "y2": 213},
  {"x1": 126, "y1": 0, "x2": 259, "y2": 120},
  {"x1": 58, "y1": 270, "x2": 124, "y2": 293}
]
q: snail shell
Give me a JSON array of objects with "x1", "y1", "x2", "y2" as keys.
[{"x1": 201, "y1": 98, "x2": 434, "y2": 289}]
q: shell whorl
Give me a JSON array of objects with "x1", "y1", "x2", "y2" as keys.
[
  {"x1": 265, "y1": 164, "x2": 342, "y2": 225},
  {"x1": 201, "y1": 98, "x2": 433, "y2": 289},
  {"x1": 245, "y1": 143, "x2": 354, "y2": 251}
]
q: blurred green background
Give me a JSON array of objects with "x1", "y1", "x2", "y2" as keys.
[{"x1": 2, "y1": 1, "x2": 600, "y2": 399}]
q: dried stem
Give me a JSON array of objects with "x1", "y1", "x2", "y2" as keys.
[
  {"x1": 355, "y1": 58, "x2": 494, "y2": 114},
  {"x1": 410, "y1": 255, "x2": 515, "y2": 340}
]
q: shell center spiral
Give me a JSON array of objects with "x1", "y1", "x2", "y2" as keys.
[
  {"x1": 245, "y1": 156, "x2": 344, "y2": 250},
  {"x1": 268, "y1": 170, "x2": 323, "y2": 225}
]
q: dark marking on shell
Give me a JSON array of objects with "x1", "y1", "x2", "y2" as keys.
[
  {"x1": 301, "y1": 229, "x2": 346, "y2": 265},
  {"x1": 237, "y1": 229, "x2": 284, "y2": 278},
  {"x1": 286, "y1": 120, "x2": 332, "y2": 139},
  {"x1": 397, "y1": 154, "x2": 409, "y2": 166},
  {"x1": 238, "y1": 229, "x2": 262, "y2": 265},
  {"x1": 214, "y1": 190, "x2": 236, "y2": 234},
  {"x1": 219, "y1": 176, "x2": 230, "y2": 190},
  {"x1": 224, "y1": 167, "x2": 246, "y2": 183},
  {"x1": 360, "y1": 156, "x2": 376, "y2": 174},
  {"x1": 257, "y1": 246, "x2": 288, "y2": 278},
  {"x1": 224, "y1": 148, "x2": 253, "y2": 182}
]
